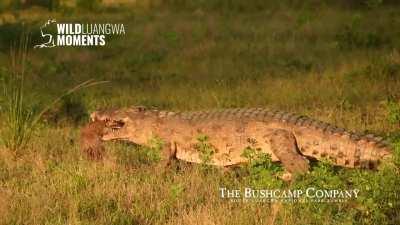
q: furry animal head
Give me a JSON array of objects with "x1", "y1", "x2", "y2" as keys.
[{"x1": 89, "y1": 106, "x2": 148, "y2": 141}]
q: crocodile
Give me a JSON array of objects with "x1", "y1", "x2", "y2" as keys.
[{"x1": 80, "y1": 106, "x2": 392, "y2": 175}]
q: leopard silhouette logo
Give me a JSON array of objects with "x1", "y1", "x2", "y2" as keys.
[{"x1": 34, "y1": 19, "x2": 57, "y2": 49}]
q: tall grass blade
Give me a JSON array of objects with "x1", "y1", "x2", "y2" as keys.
[{"x1": 1, "y1": 36, "x2": 108, "y2": 153}]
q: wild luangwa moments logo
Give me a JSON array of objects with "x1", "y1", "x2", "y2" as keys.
[{"x1": 34, "y1": 19, "x2": 125, "y2": 48}]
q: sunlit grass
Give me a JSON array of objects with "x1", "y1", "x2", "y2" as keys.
[{"x1": 0, "y1": 1, "x2": 399, "y2": 225}]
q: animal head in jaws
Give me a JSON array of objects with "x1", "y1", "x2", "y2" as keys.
[{"x1": 90, "y1": 110, "x2": 130, "y2": 141}]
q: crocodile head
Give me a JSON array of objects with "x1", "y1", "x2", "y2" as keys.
[{"x1": 90, "y1": 106, "x2": 147, "y2": 141}]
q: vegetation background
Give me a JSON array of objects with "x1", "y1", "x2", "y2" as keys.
[{"x1": 0, "y1": 0, "x2": 399, "y2": 224}]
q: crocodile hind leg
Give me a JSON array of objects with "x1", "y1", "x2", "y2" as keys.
[{"x1": 266, "y1": 129, "x2": 310, "y2": 176}]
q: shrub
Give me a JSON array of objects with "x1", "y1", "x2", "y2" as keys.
[
  {"x1": 42, "y1": 95, "x2": 88, "y2": 126},
  {"x1": 241, "y1": 147, "x2": 284, "y2": 188},
  {"x1": 76, "y1": 0, "x2": 101, "y2": 11},
  {"x1": 386, "y1": 99, "x2": 400, "y2": 126},
  {"x1": 335, "y1": 14, "x2": 386, "y2": 50},
  {"x1": 22, "y1": 0, "x2": 60, "y2": 11},
  {"x1": 365, "y1": 0, "x2": 383, "y2": 9},
  {"x1": 0, "y1": 0, "x2": 12, "y2": 12},
  {"x1": 195, "y1": 134, "x2": 216, "y2": 165},
  {"x1": 143, "y1": 136, "x2": 164, "y2": 163}
]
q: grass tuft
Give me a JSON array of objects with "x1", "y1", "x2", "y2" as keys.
[
  {"x1": 0, "y1": 37, "x2": 108, "y2": 153},
  {"x1": 1, "y1": 37, "x2": 34, "y2": 153}
]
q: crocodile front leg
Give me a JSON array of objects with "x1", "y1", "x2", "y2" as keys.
[
  {"x1": 158, "y1": 142, "x2": 177, "y2": 168},
  {"x1": 266, "y1": 129, "x2": 310, "y2": 175}
]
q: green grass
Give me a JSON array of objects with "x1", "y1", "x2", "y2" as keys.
[
  {"x1": 1, "y1": 39, "x2": 35, "y2": 153},
  {"x1": 0, "y1": 39, "x2": 106, "y2": 153},
  {"x1": 0, "y1": 1, "x2": 400, "y2": 224}
]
